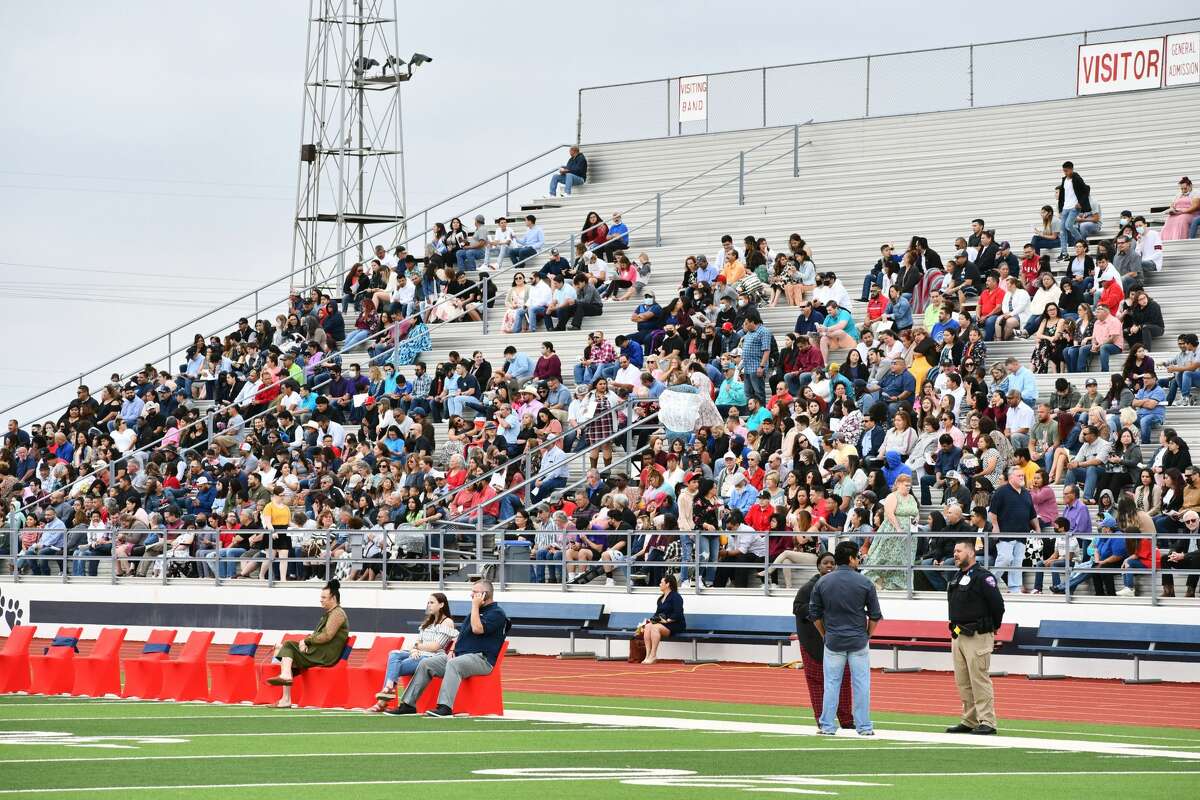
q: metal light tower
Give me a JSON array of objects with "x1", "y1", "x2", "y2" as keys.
[{"x1": 291, "y1": 0, "x2": 426, "y2": 289}]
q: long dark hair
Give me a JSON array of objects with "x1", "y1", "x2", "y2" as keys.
[{"x1": 420, "y1": 592, "x2": 452, "y2": 630}]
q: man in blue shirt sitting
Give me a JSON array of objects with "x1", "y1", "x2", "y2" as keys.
[
  {"x1": 16, "y1": 508, "x2": 66, "y2": 575},
  {"x1": 391, "y1": 580, "x2": 510, "y2": 717},
  {"x1": 1132, "y1": 372, "x2": 1166, "y2": 444},
  {"x1": 508, "y1": 215, "x2": 544, "y2": 265}
]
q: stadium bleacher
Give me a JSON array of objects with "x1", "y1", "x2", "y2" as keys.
[{"x1": 3, "y1": 84, "x2": 1199, "y2": 601}]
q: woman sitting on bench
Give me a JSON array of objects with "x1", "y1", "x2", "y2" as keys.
[
  {"x1": 640, "y1": 574, "x2": 686, "y2": 665},
  {"x1": 267, "y1": 579, "x2": 350, "y2": 707},
  {"x1": 366, "y1": 593, "x2": 458, "y2": 713}
]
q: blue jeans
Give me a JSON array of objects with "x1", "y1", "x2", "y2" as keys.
[
  {"x1": 1059, "y1": 208, "x2": 1079, "y2": 253},
  {"x1": 1023, "y1": 315, "x2": 1042, "y2": 335},
  {"x1": 679, "y1": 533, "x2": 719, "y2": 584},
  {"x1": 549, "y1": 172, "x2": 584, "y2": 196},
  {"x1": 1174, "y1": 368, "x2": 1200, "y2": 401},
  {"x1": 784, "y1": 371, "x2": 814, "y2": 398},
  {"x1": 508, "y1": 246, "x2": 537, "y2": 265},
  {"x1": 859, "y1": 272, "x2": 882, "y2": 300},
  {"x1": 982, "y1": 313, "x2": 1000, "y2": 342},
  {"x1": 1030, "y1": 234, "x2": 1059, "y2": 253},
  {"x1": 1073, "y1": 343, "x2": 1121, "y2": 372},
  {"x1": 1065, "y1": 465, "x2": 1100, "y2": 500},
  {"x1": 993, "y1": 540, "x2": 1025, "y2": 592},
  {"x1": 1123, "y1": 557, "x2": 1147, "y2": 589},
  {"x1": 1077, "y1": 221, "x2": 1101, "y2": 241},
  {"x1": 456, "y1": 248, "x2": 484, "y2": 271},
  {"x1": 525, "y1": 305, "x2": 548, "y2": 332},
  {"x1": 820, "y1": 645, "x2": 872, "y2": 734},
  {"x1": 918, "y1": 557, "x2": 952, "y2": 590},
  {"x1": 1137, "y1": 413, "x2": 1161, "y2": 444},
  {"x1": 534, "y1": 548, "x2": 562, "y2": 583},
  {"x1": 1063, "y1": 346, "x2": 1083, "y2": 372},
  {"x1": 343, "y1": 328, "x2": 373, "y2": 351},
  {"x1": 210, "y1": 547, "x2": 247, "y2": 579},
  {"x1": 1190, "y1": 215, "x2": 1200, "y2": 239},
  {"x1": 384, "y1": 651, "x2": 424, "y2": 685},
  {"x1": 742, "y1": 372, "x2": 766, "y2": 404}
]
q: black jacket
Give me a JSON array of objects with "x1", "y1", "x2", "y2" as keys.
[
  {"x1": 565, "y1": 153, "x2": 587, "y2": 179},
  {"x1": 1056, "y1": 173, "x2": 1092, "y2": 213}
]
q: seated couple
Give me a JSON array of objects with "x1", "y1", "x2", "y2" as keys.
[{"x1": 371, "y1": 581, "x2": 509, "y2": 718}]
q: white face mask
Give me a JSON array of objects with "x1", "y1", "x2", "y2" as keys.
[{"x1": 1136, "y1": 225, "x2": 1146, "y2": 233}]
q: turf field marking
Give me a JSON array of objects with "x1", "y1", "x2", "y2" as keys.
[
  {"x1": 0, "y1": 744, "x2": 977, "y2": 763},
  {"x1": 506, "y1": 699, "x2": 1200, "y2": 743},
  {"x1": 0, "y1": 771, "x2": 1198, "y2": 796},
  {"x1": 502, "y1": 709, "x2": 1200, "y2": 761}
]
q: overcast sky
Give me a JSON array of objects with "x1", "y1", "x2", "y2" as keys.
[{"x1": 0, "y1": 0, "x2": 1181, "y2": 416}]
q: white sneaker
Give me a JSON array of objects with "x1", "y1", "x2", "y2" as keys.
[
  {"x1": 1116, "y1": 586, "x2": 1136, "y2": 597},
  {"x1": 604, "y1": 577, "x2": 615, "y2": 587},
  {"x1": 679, "y1": 580, "x2": 691, "y2": 589}
]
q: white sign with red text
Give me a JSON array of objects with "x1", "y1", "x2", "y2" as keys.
[
  {"x1": 1077, "y1": 37, "x2": 1165, "y2": 96},
  {"x1": 678, "y1": 75, "x2": 708, "y2": 122},
  {"x1": 1165, "y1": 32, "x2": 1200, "y2": 87}
]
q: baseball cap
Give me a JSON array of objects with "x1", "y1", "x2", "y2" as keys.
[
  {"x1": 944, "y1": 470, "x2": 964, "y2": 484},
  {"x1": 1085, "y1": 378, "x2": 1098, "y2": 387},
  {"x1": 955, "y1": 249, "x2": 968, "y2": 258},
  {"x1": 550, "y1": 248, "x2": 560, "y2": 256},
  {"x1": 722, "y1": 322, "x2": 733, "y2": 333},
  {"x1": 999, "y1": 240, "x2": 1011, "y2": 250}
]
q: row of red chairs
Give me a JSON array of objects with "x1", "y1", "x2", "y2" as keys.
[{"x1": 0, "y1": 625, "x2": 507, "y2": 714}]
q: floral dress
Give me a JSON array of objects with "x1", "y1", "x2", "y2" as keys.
[{"x1": 861, "y1": 492, "x2": 919, "y2": 591}]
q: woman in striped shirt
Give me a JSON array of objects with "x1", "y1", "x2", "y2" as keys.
[{"x1": 366, "y1": 593, "x2": 457, "y2": 713}]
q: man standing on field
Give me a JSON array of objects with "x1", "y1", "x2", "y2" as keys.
[{"x1": 945, "y1": 539, "x2": 1006, "y2": 735}]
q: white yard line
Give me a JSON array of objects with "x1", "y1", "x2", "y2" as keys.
[
  {"x1": 505, "y1": 699, "x2": 1200, "y2": 743},
  {"x1": 0, "y1": 771, "x2": 1198, "y2": 795},
  {"x1": 0, "y1": 744, "x2": 975, "y2": 765},
  {"x1": 501, "y1": 709, "x2": 1200, "y2": 761}
]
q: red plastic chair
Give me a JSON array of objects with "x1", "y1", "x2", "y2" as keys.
[
  {"x1": 0, "y1": 626, "x2": 39, "y2": 694},
  {"x1": 345, "y1": 636, "x2": 405, "y2": 709},
  {"x1": 157, "y1": 631, "x2": 216, "y2": 702},
  {"x1": 121, "y1": 629, "x2": 179, "y2": 698},
  {"x1": 292, "y1": 635, "x2": 357, "y2": 708},
  {"x1": 208, "y1": 632, "x2": 265, "y2": 704},
  {"x1": 254, "y1": 634, "x2": 305, "y2": 705},
  {"x1": 71, "y1": 628, "x2": 128, "y2": 697},
  {"x1": 28, "y1": 626, "x2": 84, "y2": 695},
  {"x1": 404, "y1": 642, "x2": 509, "y2": 716}
]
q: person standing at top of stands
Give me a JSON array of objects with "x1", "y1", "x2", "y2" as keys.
[
  {"x1": 548, "y1": 145, "x2": 587, "y2": 197},
  {"x1": 945, "y1": 539, "x2": 1005, "y2": 735},
  {"x1": 267, "y1": 579, "x2": 350, "y2": 708},
  {"x1": 793, "y1": 551, "x2": 854, "y2": 730},
  {"x1": 1055, "y1": 160, "x2": 1091, "y2": 261},
  {"x1": 392, "y1": 579, "x2": 510, "y2": 718},
  {"x1": 807, "y1": 541, "x2": 882, "y2": 736}
]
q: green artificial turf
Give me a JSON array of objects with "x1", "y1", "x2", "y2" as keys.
[{"x1": 0, "y1": 694, "x2": 1195, "y2": 799}]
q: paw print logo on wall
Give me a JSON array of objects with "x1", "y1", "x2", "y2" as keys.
[{"x1": 0, "y1": 588, "x2": 24, "y2": 634}]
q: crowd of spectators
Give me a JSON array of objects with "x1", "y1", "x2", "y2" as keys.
[{"x1": 1, "y1": 160, "x2": 1197, "y2": 598}]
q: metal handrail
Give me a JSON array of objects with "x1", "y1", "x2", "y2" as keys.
[
  {"x1": 1, "y1": 142, "x2": 572, "y2": 423},
  {"x1": 7, "y1": 529, "x2": 1195, "y2": 607}
]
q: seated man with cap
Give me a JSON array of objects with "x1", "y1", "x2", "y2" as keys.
[{"x1": 629, "y1": 291, "x2": 663, "y2": 347}]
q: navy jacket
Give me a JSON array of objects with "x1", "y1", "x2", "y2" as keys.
[{"x1": 455, "y1": 602, "x2": 510, "y2": 666}]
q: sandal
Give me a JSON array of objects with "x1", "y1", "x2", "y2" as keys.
[
  {"x1": 266, "y1": 676, "x2": 293, "y2": 686},
  {"x1": 364, "y1": 701, "x2": 387, "y2": 714},
  {"x1": 375, "y1": 690, "x2": 397, "y2": 702}
]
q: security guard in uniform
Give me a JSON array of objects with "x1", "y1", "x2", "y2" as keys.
[{"x1": 945, "y1": 538, "x2": 1005, "y2": 735}]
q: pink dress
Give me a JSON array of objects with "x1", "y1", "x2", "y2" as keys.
[{"x1": 1161, "y1": 193, "x2": 1199, "y2": 241}]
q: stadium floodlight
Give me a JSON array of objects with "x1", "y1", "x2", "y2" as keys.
[
  {"x1": 409, "y1": 53, "x2": 433, "y2": 67},
  {"x1": 383, "y1": 55, "x2": 406, "y2": 75},
  {"x1": 353, "y1": 56, "x2": 380, "y2": 76}
]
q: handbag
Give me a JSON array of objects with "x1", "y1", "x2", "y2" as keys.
[{"x1": 628, "y1": 634, "x2": 647, "y2": 663}]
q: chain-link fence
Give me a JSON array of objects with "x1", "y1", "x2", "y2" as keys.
[{"x1": 578, "y1": 18, "x2": 1200, "y2": 143}]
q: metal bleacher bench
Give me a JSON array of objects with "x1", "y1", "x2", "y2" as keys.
[
  {"x1": 1021, "y1": 620, "x2": 1200, "y2": 684},
  {"x1": 449, "y1": 601, "x2": 604, "y2": 659},
  {"x1": 597, "y1": 611, "x2": 796, "y2": 665}
]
